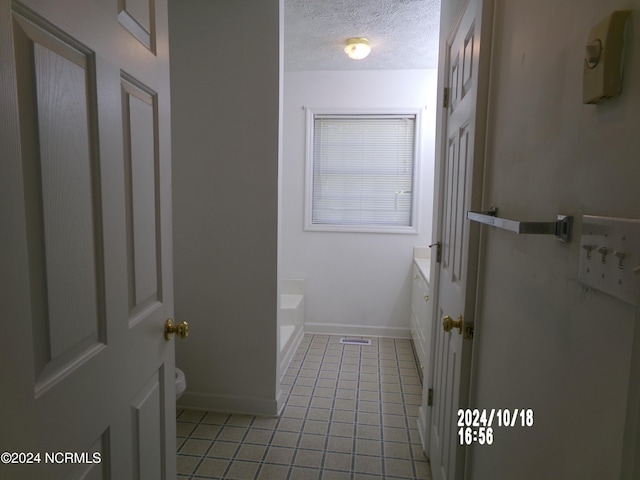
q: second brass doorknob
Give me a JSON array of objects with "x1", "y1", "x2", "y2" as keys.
[
  {"x1": 442, "y1": 315, "x2": 463, "y2": 334},
  {"x1": 165, "y1": 319, "x2": 189, "y2": 340}
]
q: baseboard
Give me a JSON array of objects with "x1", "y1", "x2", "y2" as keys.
[
  {"x1": 177, "y1": 391, "x2": 280, "y2": 417},
  {"x1": 304, "y1": 322, "x2": 411, "y2": 339}
]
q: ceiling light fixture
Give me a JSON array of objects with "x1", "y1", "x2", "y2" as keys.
[{"x1": 344, "y1": 37, "x2": 371, "y2": 60}]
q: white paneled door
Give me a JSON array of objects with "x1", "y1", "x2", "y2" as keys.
[
  {"x1": 428, "y1": 0, "x2": 493, "y2": 479},
  {"x1": 0, "y1": 0, "x2": 175, "y2": 479}
]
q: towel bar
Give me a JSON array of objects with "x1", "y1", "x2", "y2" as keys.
[{"x1": 467, "y1": 207, "x2": 573, "y2": 243}]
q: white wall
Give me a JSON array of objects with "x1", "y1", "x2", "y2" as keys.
[
  {"x1": 282, "y1": 70, "x2": 438, "y2": 338},
  {"x1": 169, "y1": 0, "x2": 282, "y2": 415},
  {"x1": 435, "y1": 0, "x2": 640, "y2": 478}
]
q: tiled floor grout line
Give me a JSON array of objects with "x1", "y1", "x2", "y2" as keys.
[
  {"x1": 283, "y1": 340, "x2": 304, "y2": 480},
  {"x1": 289, "y1": 336, "x2": 321, "y2": 480},
  {"x1": 349, "y1": 341, "x2": 364, "y2": 480},
  {"x1": 397, "y1": 337, "x2": 421, "y2": 480},
  {"x1": 373, "y1": 340, "x2": 385, "y2": 480},
  {"x1": 187, "y1": 411, "x2": 209, "y2": 478},
  {"x1": 320, "y1": 336, "x2": 336, "y2": 479}
]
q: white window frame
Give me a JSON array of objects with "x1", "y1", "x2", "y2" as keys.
[{"x1": 304, "y1": 107, "x2": 422, "y2": 234}]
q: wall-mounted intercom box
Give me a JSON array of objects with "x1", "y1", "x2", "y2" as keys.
[{"x1": 583, "y1": 10, "x2": 631, "y2": 104}]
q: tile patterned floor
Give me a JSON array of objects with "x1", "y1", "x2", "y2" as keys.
[{"x1": 176, "y1": 334, "x2": 433, "y2": 479}]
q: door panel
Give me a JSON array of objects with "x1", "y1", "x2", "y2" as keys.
[
  {"x1": 428, "y1": 0, "x2": 492, "y2": 479},
  {"x1": 122, "y1": 74, "x2": 163, "y2": 322},
  {"x1": 461, "y1": 25, "x2": 475, "y2": 99},
  {"x1": 118, "y1": 0, "x2": 156, "y2": 52},
  {"x1": 0, "y1": 0, "x2": 175, "y2": 478},
  {"x1": 131, "y1": 369, "x2": 164, "y2": 480},
  {"x1": 13, "y1": 8, "x2": 107, "y2": 390}
]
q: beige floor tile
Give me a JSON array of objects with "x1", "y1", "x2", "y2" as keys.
[
  {"x1": 217, "y1": 425, "x2": 247, "y2": 442},
  {"x1": 321, "y1": 469, "x2": 351, "y2": 480},
  {"x1": 226, "y1": 414, "x2": 255, "y2": 427},
  {"x1": 174, "y1": 334, "x2": 432, "y2": 480},
  {"x1": 191, "y1": 424, "x2": 222, "y2": 440},
  {"x1": 256, "y1": 463, "x2": 289, "y2": 480},
  {"x1": 251, "y1": 417, "x2": 279, "y2": 429},
  {"x1": 206, "y1": 440, "x2": 238, "y2": 459},
  {"x1": 314, "y1": 387, "x2": 337, "y2": 398},
  {"x1": 176, "y1": 422, "x2": 197, "y2": 437},
  {"x1": 294, "y1": 448, "x2": 324, "y2": 468},
  {"x1": 306, "y1": 407, "x2": 331, "y2": 421},
  {"x1": 323, "y1": 451, "x2": 352, "y2": 471},
  {"x1": 326, "y1": 435, "x2": 353, "y2": 453},
  {"x1": 304, "y1": 419, "x2": 329, "y2": 435},
  {"x1": 354, "y1": 454, "x2": 382, "y2": 475},
  {"x1": 176, "y1": 455, "x2": 199, "y2": 475},
  {"x1": 358, "y1": 380, "x2": 379, "y2": 391},
  {"x1": 331, "y1": 410, "x2": 356, "y2": 423},
  {"x1": 244, "y1": 428, "x2": 273, "y2": 444},
  {"x1": 179, "y1": 438, "x2": 211, "y2": 455},
  {"x1": 298, "y1": 433, "x2": 327, "y2": 451},
  {"x1": 385, "y1": 457, "x2": 415, "y2": 478},
  {"x1": 236, "y1": 444, "x2": 266, "y2": 462},
  {"x1": 359, "y1": 390, "x2": 380, "y2": 402},
  {"x1": 271, "y1": 430, "x2": 299, "y2": 448},
  {"x1": 195, "y1": 457, "x2": 228, "y2": 477},
  {"x1": 329, "y1": 422, "x2": 354, "y2": 437},
  {"x1": 356, "y1": 424, "x2": 381, "y2": 440},
  {"x1": 178, "y1": 410, "x2": 206, "y2": 422},
  {"x1": 264, "y1": 446, "x2": 295, "y2": 465},
  {"x1": 201, "y1": 411, "x2": 230, "y2": 424},
  {"x1": 310, "y1": 396, "x2": 333, "y2": 409},
  {"x1": 355, "y1": 438, "x2": 382, "y2": 456},
  {"x1": 383, "y1": 441, "x2": 412, "y2": 459},
  {"x1": 382, "y1": 414, "x2": 406, "y2": 428},
  {"x1": 226, "y1": 460, "x2": 260, "y2": 479},
  {"x1": 383, "y1": 426, "x2": 409, "y2": 443},
  {"x1": 290, "y1": 466, "x2": 321, "y2": 479}
]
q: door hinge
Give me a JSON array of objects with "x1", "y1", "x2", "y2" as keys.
[
  {"x1": 443, "y1": 87, "x2": 450, "y2": 108},
  {"x1": 463, "y1": 322, "x2": 474, "y2": 340},
  {"x1": 429, "y1": 241, "x2": 442, "y2": 263},
  {"x1": 428, "y1": 388, "x2": 433, "y2": 406}
]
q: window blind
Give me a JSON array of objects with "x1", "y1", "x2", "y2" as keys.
[{"x1": 311, "y1": 114, "x2": 416, "y2": 227}]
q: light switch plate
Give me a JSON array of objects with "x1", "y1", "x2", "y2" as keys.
[
  {"x1": 583, "y1": 10, "x2": 631, "y2": 104},
  {"x1": 579, "y1": 215, "x2": 640, "y2": 305}
]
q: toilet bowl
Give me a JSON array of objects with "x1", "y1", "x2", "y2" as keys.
[{"x1": 175, "y1": 368, "x2": 186, "y2": 400}]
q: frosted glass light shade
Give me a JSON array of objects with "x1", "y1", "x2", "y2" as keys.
[{"x1": 344, "y1": 37, "x2": 371, "y2": 60}]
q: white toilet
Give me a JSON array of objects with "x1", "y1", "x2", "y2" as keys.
[{"x1": 175, "y1": 368, "x2": 186, "y2": 400}]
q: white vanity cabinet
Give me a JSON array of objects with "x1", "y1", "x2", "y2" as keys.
[{"x1": 411, "y1": 260, "x2": 431, "y2": 378}]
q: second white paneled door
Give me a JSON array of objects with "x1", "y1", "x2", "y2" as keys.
[{"x1": 428, "y1": 0, "x2": 494, "y2": 479}]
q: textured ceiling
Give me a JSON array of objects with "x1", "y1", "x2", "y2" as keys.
[{"x1": 284, "y1": 0, "x2": 441, "y2": 72}]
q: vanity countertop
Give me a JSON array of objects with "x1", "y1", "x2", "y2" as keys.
[{"x1": 413, "y1": 246, "x2": 431, "y2": 284}]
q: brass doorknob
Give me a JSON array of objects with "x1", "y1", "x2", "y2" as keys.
[
  {"x1": 442, "y1": 315, "x2": 463, "y2": 334},
  {"x1": 165, "y1": 319, "x2": 189, "y2": 340}
]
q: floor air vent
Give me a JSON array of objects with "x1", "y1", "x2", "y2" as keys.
[{"x1": 340, "y1": 338, "x2": 371, "y2": 346}]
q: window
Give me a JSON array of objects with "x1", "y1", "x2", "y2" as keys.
[{"x1": 305, "y1": 108, "x2": 421, "y2": 233}]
